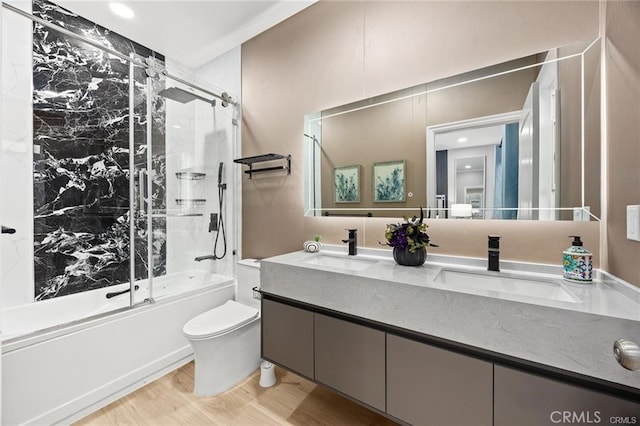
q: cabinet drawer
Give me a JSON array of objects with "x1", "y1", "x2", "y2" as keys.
[
  {"x1": 261, "y1": 299, "x2": 314, "y2": 378},
  {"x1": 387, "y1": 334, "x2": 493, "y2": 426},
  {"x1": 314, "y1": 314, "x2": 386, "y2": 411},
  {"x1": 494, "y1": 365, "x2": 640, "y2": 426}
]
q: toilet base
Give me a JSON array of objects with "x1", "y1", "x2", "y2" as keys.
[{"x1": 190, "y1": 317, "x2": 261, "y2": 397}]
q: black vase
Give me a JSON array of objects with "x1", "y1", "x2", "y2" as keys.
[{"x1": 393, "y1": 246, "x2": 427, "y2": 266}]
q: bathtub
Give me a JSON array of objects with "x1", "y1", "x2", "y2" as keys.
[{"x1": 1, "y1": 270, "x2": 235, "y2": 425}]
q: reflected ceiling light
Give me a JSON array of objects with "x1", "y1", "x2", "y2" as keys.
[
  {"x1": 109, "y1": 2, "x2": 134, "y2": 19},
  {"x1": 172, "y1": 124, "x2": 182, "y2": 129},
  {"x1": 465, "y1": 165, "x2": 472, "y2": 169},
  {"x1": 457, "y1": 137, "x2": 467, "y2": 143}
]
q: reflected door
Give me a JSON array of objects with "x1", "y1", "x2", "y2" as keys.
[{"x1": 518, "y1": 82, "x2": 539, "y2": 220}]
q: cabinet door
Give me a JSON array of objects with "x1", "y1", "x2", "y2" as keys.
[
  {"x1": 495, "y1": 365, "x2": 640, "y2": 426},
  {"x1": 314, "y1": 314, "x2": 386, "y2": 411},
  {"x1": 261, "y1": 299, "x2": 314, "y2": 378},
  {"x1": 387, "y1": 334, "x2": 493, "y2": 426}
]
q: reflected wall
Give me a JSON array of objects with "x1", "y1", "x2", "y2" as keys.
[{"x1": 307, "y1": 46, "x2": 599, "y2": 220}]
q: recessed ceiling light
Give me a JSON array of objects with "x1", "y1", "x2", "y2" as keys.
[
  {"x1": 109, "y1": 2, "x2": 134, "y2": 19},
  {"x1": 457, "y1": 137, "x2": 468, "y2": 143}
]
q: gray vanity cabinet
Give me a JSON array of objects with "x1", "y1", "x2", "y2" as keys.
[
  {"x1": 261, "y1": 299, "x2": 314, "y2": 378},
  {"x1": 386, "y1": 334, "x2": 493, "y2": 426},
  {"x1": 494, "y1": 365, "x2": 640, "y2": 426},
  {"x1": 314, "y1": 314, "x2": 386, "y2": 411}
]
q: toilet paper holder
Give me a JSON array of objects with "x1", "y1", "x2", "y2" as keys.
[
  {"x1": 252, "y1": 286, "x2": 262, "y2": 300},
  {"x1": 259, "y1": 361, "x2": 277, "y2": 388}
]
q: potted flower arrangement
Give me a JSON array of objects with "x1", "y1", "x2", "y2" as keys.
[{"x1": 383, "y1": 208, "x2": 437, "y2": 266}]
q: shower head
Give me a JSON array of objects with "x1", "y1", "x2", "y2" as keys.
[{"x1": 158, "y1": 87, "x2": 215, "y2": 106}]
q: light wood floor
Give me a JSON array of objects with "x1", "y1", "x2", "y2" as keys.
[{"x1": 76, "y1": 362, "x2": 398, "y2": 425}]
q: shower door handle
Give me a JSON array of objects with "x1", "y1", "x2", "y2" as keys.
[
  {"x1": 138, "y1": 170, "x2": 147, "y2": 212},
  {"x1": 1, "y1": 225, "x2": 16, "y2": 234}
]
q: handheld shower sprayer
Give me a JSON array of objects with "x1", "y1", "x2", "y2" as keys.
[
  {"x1": 195, "y1": 162, "x2": 228, "y2": 262},
  {"x1": 197, "y1": 162, "x2": 227, "y2": 261},
  {"x1": 218, "y1": 162, "x2": 225, "y2": 189},
  {"x1": 211, "y1": 162, "x2": 227, "y2": 260}
]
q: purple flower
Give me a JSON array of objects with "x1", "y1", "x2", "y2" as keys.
[{"x1": 382, "y1": 208, "x2": 437, "y2": 252}]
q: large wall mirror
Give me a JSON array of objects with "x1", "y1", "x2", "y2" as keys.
[{"x1": 303, "y1": 38, "x2": 601, "y2": 220}]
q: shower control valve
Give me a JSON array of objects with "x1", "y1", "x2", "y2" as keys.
[{"x1": 209, "y1": 213, "x2": 218, "y2": 232}]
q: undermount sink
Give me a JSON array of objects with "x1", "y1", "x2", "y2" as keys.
[
  {"x1": 434, "y1": 269, "x2": 581, "y2": 304},
  {"x1": 303, "y1": 253, "x2": 378, "y2": 272}
]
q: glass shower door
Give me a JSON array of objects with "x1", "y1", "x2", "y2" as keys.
[{"x1": 0, "y1": 2, "x2": 159, "y2": 338}]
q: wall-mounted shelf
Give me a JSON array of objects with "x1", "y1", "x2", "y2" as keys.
[{"x1": 234, "y1": 153, "x2": 291, "y2": 179}]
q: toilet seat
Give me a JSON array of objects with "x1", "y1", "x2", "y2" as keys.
[{"x1": 183, "y1": 300, "x2": 259, "y2": 339}]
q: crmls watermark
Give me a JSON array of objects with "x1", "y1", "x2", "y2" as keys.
[
  {"x1": 550, "y1": 411, "x2": 602, "y2": 424},
  {"x1": 550, "y1": 412, "x2": 638, "y2": 425},
  {"x1": 610, "y1": 417, "x2": 638, "y2": 425}
]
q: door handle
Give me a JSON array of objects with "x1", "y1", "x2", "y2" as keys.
[
  {"x1": 613, "y1": 339, "x2": 640, "y2": 371},
  {"x1": 1, "y1": 225, "x2": 16, "y2": 234},
  {"x1": 138, "y1": 169, "x2": 147, "y2": 212}
]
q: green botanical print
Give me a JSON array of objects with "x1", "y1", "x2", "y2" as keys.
[
  {"x1": 376, "y1": 166, "x2": 404, "y2": 201},
  {"x1": 335, "y1": 172, "x2": 358, "y2": 202}
]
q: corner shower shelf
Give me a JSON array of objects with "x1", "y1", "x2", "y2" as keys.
[
  {"x1": 234, "y1": 153, "x2": 291, "y2": 179},
  {"x1": 176, "y1": 199, "x2": 206, "y2": 206},
  {"x1": 176, "y1": 171, "x2": 206, "y2": 180},
  {"x1": 151, "y1": 213, "x2": 204, "y2": 218}
]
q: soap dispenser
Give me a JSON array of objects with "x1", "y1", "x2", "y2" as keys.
[{"x1": 562, "y1": 236, "x2": 593, "y2": 283}]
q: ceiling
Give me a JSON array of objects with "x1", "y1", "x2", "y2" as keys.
[
  {"x1": 435, "y1": 125, "x2": 504, "y2": 152},
  {"x1": 54, "y1": 0, "x2": 317, "y2": 67}
]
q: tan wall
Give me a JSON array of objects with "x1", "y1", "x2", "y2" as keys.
[
  {"x1": 241, "y1": 1, "x2": 601, "y2": 268},
  {"x1": 606, "y1": 1, "x2": 640, "y2": 286}
]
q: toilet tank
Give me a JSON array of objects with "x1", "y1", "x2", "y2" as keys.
[{"x1": 236, "y1": 259, "x2": 261, "y2": 309}]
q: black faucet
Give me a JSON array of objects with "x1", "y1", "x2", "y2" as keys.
[
  {"x1": 488, "y1": 235, "x2": 500, "y2": 272},
  {"x1": 342, "y1": 229, "x2": 358, "y2": 256}
]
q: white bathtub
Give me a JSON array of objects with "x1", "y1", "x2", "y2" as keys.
[
  {"x1": 1, "y1": 271, "x2": 230, "y2": 344},
  {"x1": 1, "y1": 270, "x2": 235, "y2": 425}
]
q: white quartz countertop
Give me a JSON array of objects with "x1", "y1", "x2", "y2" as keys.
[{"x1": 260, "y1": 246, "x2": 640, "y2": 392}]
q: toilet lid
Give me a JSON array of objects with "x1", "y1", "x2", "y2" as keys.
[{"x1": 183, "y1": 300, "x2": 259, "y2": 339}]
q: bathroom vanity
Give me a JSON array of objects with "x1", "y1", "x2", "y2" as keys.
[{"x1": 260, "y1": 247, "x2": 640, "y2": 426}]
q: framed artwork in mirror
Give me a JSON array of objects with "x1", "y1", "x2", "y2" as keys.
[
  {"x1": 334, "y1": 165, "x2": 361, "y2": 203},
  {"x1": 373, "y1": 160, "x2": 406, "y2": 202}
]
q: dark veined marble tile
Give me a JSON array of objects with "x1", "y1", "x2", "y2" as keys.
[{"x1": 32, "y1": 0, "x2": 167, "y2": 300}]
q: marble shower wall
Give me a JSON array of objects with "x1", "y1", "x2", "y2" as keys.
[{"x1": 31, "y1": 0, "x2": 166, "y2": 300}]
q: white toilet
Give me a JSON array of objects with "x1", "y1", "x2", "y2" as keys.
[{"x1": 183, "y1": 259, "x2": 262, "y2": 397}]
